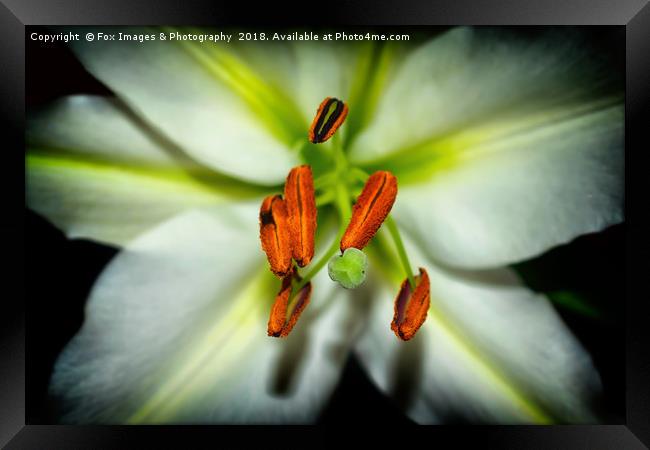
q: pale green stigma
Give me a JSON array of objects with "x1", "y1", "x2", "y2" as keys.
[{"x1": 327, "y1": 247, "x2": 368, "y2": 289}]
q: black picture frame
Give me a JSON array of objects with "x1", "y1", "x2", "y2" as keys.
[{"x1": 2, "y1": 0, "x2": 649, "y2": 448}]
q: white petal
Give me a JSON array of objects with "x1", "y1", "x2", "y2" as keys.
[
  {"x1": 50, "y1": 206, "x2": 360, "y2": 423},
  {"x1": 175, "y1": 267, "x2": 362, "y2": 424},
  {"x1": 347, "y1": 27, "x2": 623, "y2": 267},
  {"x1": 350, "y1": 27, "x2": 621, "y2": 162},
  {"x1": 27, "y1": 96, "x2": 236, "y2": 246},
  {"x1": 66, "y1": 27, "x2": 301, "y2": 184},
  {"x1": 392, "y1": 105, "x2": 623, "y2": 268},
  {"x1": 355, "y1": 238, "x2": 602, "y2": 424},
  {"x1": 28, "y1": 95, "x2": 179, "y2": 168}
]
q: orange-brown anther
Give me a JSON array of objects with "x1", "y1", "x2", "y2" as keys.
[
  {"x1": 308, "y1": 97, "x2": 349, "y2": 144},
  {"x1": 284, "y1": 165, "x2": 317, "y2": 267},
  {"x1": 391, "y1": 268, "x2": 430, "y2": 341},
  {"x1": 259, "y1": 194, "x2": 292, "y2": 277},
  {"x1": 267, "y1": 269, "x2": 313, "y2": 338},
  {"x1": 340, "y1": 171, "x2": 398, "y2": 252}
]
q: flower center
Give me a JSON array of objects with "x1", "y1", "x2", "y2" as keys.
[{"x1": 260, "y1": 97, "x2": 428, "y2": 340}]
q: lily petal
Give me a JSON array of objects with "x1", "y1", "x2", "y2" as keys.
[
  {"x1": 350, "y1": 27, "x2": 621, "y2": 163},
  {"x1": 152, "y1": 34, "x2": 365, "y2": 135},
  {"x1": 64, "y1": 27, "x2": 302, "y2": 184},
  {"x1": 355, "y1": 237, "x2": 602, "y2": 424},
  {"x1": 49, "y1": 205, "x2": 361, "y2": 423},
  {"x1": 348, "y1": 28, "x2": 623, "y2": 267},
  {"x1": 392, "y1": 105, "x2": 623, "y2": 268},
  {"x1": 26, "y1": 96, "x2": 254, "y2": 247},
  {"x1": 29, "y1": 95, "x2": 182, "y2": 167}
]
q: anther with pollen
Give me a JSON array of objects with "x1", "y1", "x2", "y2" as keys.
[
  {"x1": 261, "y1": 97, "x2": 428, "y2": 341},
  {"x1": 341, "y1": 171, "x2": 398, "y2": 252},
  {"x1": 308, "y1": 97, "x2": 349, "y2": 143},
  {"x1": 267, "y1": 268, "x2": 313, "y2": 338},
  {"x1": 260, "y1": 165, "x2": 318, "y2": 338},
  {"x1": 284, "y1": 165, "x2": 317, "y2": 267},
  {"x1": 259, "y1": 194, "x2": 292, "y2": 277},
  {"x1": 391, "y1": 268, "x2": 430, "y2": 341}
]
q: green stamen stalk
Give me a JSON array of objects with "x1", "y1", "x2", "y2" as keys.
[
  {"x1": 315, "y1": 191, "x2": 335, "y2": 206},
  {"x1": 385, "y1": 215, "x2": 416, "y2": 290},
  {"x1": 291, "y1": 224, "x2": 346, "y2": 296}
]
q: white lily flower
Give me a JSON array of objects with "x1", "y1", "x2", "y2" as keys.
[{"x1": 27, "y1": 26, "x2": 623, "y2": 424}]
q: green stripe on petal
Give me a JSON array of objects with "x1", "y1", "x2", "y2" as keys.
[
  {"x1": 50, "y1": 207, "x2": 362, "y2": 423},
  {"x1": 357, "y1": 98, "x2": 621, "y2": 185},
  {"x1": 349, "y1": 27, "x2": 622, "y2": 167},
  {"x1": 126, "y1": 267, "x2": 273, "y2": 423},
  {"x1": 366, "y1": 235, "x2": 553, "y2": 423},
  {"x1": 63, "y1": 26, "x2": 300, "y2": 184},
  {"x1": 391, "y1": 104, "x2": 623, "y2": 269},
  {"x1": 171, "y1": 26, "x2": 307, "y2": 146},
  {"x1": 359, "y1": 233, "x2": 601, "y2": 424},
  {"x1": 27, "y1": 152, "x2": 225, "y2": 246},
  {"x1": 26, "y1": 96, "x2": 269, "y2": 247},
  {"x1": 343, "y1": 40, "x2": 407, "y2": 149}
]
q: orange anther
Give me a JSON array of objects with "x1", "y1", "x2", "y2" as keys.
[
  {"x1": 391, "y1": 268, "x2": 430, "y2": 341},
  {"x1": 268, "y1": 269, "x2": 313, "y2": 338},
  {"x1": 341, "y1": 171, "x2": 398, "y2": 252},
  {"x1": 284, "y1": 165, "x2": 317, "y2": 267},
  {"x1": 308, "y1": 97, "x2": 349, "y2": 144},
  {"x1": 259, "y1": 194, "x2": 292, "y2": 277}
]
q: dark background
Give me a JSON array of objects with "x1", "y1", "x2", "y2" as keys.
[{"x1": 25, "y1": 26, "x2": 626, "y2": 425}]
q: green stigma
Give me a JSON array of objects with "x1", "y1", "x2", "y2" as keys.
[{"x1": 328, "y1": 247, "x2": 368, "y2": 289}]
